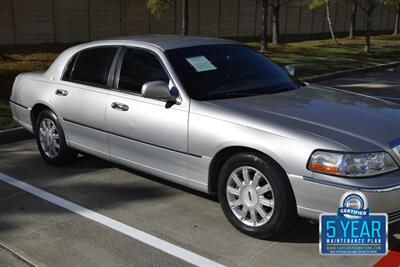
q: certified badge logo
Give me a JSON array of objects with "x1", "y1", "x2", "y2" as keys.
[
  {"x1": 320, "y1": 191, "x2": 388, "y2": 255},
  {"x1": 338, "y1": 191, "x2": 369, "y2": 219}
]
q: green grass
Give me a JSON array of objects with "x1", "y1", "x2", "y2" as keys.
[
  {"x1": 0, "y1": 35, "x2": 399, "y2": 130},
  {"x1": 248, "y1": 35, "x2": 400, "y2": 77}
]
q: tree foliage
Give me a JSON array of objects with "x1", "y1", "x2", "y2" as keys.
[
  {"x1": 380, "y1": 0, "x2": 400, "y2": 5},
  {"x1": 147, "y1": 0, "x2": 174, "y2": 18},
  {"x1": 308, "y1": 0, "x2": 335, "y2": 9},
  {"x1": 147, "y1": 0, "x2": 188, "y2": 35}
]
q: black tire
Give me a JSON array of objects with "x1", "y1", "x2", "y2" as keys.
[
  {"x1": 35, "y1": 109, "x2": 77, "y2": 165},
  {"x1": 217, "y1": 152, "x2": 297, "y2": 239}
]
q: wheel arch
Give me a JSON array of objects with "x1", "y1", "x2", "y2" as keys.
[
  {"x1": 208, "y1": 146, "x2": 291, "y2": 195},
  {"x1": 30, "y1": 103, "x2": 56, "y2": 134}
]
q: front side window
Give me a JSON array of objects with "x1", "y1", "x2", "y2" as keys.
[
  {"x1": 65, "y1": 47, "x2": 118, "y2": 87},
  {"x1": 117, "y1": 49, "x2": 169, "y2": 94}
]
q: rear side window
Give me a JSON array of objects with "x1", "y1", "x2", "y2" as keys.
[
  {"x1": 117, "y1": 49, "x2": 168, "y2": 94},
  {"x1": 64, "y1": 47, "x2": 118, "y2": 87}
]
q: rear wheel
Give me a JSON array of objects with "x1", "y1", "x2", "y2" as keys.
[
  {"x1": 218, "y1": 152, "x2": 297, "y2": 239},
  {"x1": 35, "y1": 109, "x2": 76, "y2": 165}
]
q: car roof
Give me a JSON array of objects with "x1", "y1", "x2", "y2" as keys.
[
  {"x1": 45, "y1": 35, "x2": 240, "y2": 80},
  {"x1": 106, "y1": 35, "x2": 239, "y2": 51}
]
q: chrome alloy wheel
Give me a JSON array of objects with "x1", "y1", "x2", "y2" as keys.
[
  {"x1": 226, "y1": 166, "x2": 275, "y2": 227},
  {"x1": 39, "y1": 118, "x2": 60, "y2": 159}
]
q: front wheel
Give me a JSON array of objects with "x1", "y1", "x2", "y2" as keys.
[
  {"x1": 35, "y1": 109, "x2": 76, "y2": 165},
  {"x1": 218, "y1": 152, "x2": 298, "y2": 239}
]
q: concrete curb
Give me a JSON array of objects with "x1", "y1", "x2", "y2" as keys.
[
  {"x1": 0, "y1": 127, "x2": 33, "y2": 145},
  {"x1": 302, "y1": 61, "x2": 400, "y2": 83}
]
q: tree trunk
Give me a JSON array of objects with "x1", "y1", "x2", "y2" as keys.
[
  {"x1": 325, "y1": 0, "x2": 338, "y2": 44},
  {"x1": 349, "y1": 0, "x2": 357, "y2": 39},
  {"x1": 394, "y1": 4, "x2": 400, "y2": 36},
  {"x1": 365, "y1": 11, "x2": 372, "y2": 52},
  {"x1": 182, "y1": 0, "x2": 188, "y2": 35},
  {"x1": 260, "y1": 1, "x2": 268, "y2": 51},
  {"x1": 121, "y1": 0, "x2": 128, "y2": 36},
  {"x1": 272, "y1": 1, "x2": 280, "y2": 44}
]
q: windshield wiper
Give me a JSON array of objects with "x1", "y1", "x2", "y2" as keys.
[
  {"x1": 264, "y1": 86, "x2": 294, "y2": 94},
  {"x1": 223, "y1": 92, "x2": 259, "y2": 97},
  {"x1": 198, "y1": 85, "x2": 297, "y2": 100},
  {"x1": 220, "y1": 87, "x2": 294, "y2": 98},
  {"x1": 197, "y1": 92, "x2": 258, "y2": 100}
]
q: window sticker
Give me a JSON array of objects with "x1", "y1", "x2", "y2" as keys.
[{"x1": 185, "y1": 56, "x2": 217, "y2": 72}]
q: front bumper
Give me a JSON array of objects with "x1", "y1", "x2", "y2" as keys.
[{"x1": 288, "y1": 172, "x2": 400, "y2": 223}]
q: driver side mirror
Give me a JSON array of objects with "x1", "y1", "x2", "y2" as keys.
[
  {"x1": 141, "y1": 81, "x2": 176, "y2": 102},
  {"x1": 284, "y1": 65, "x2": 295, "y2": 76}
]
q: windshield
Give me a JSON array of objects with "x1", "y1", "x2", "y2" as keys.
[{"x1": 166, "y1": 44, "x2": 304, "y2": 100}]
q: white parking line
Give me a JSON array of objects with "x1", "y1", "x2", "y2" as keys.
[
  {"x1": 320, "y1": 86, "x2": 400, "y2": 102},
  {"x1": 378, "y1": 96, "x2": 400, "y2": 101},
  {"x1": 0, "y1": 172, "x2": 225, "y2": 267},
  {"x1": 336, "y1": 78, "x2": 400, "y2": 85}
]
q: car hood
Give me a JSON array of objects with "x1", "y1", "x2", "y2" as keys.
[{"x1": 207, "y1": 85, "x2": 400, "y2": 152}]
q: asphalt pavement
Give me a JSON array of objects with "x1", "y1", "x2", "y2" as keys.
[
  {"x1": 319, "y1": 67, "x2": 400, "y2": 104},
  {"x1": 1, "y1": 69, "x2": 400, "y2": 267}
]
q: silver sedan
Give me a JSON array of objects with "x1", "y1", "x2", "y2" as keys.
[{"x1": 10, "y1": 36, "x2": 400, "y2": 239}]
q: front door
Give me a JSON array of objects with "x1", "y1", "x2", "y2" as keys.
[{"x1": 105, "y1": 48, "x2": 190, "y2": 181}]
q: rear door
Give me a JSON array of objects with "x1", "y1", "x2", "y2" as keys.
[
  {"x1": 105, "y1": 47, "x2": 190, "y2": 181},
  {"x1": 51, "y1": 46, "x2": 119, "y2": 158}
]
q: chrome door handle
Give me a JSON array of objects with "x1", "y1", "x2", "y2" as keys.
[
  {"x1": 55, "y1": 89, "x2": 68, "y2": 96},
  {"x1": 111, "y1": 102, "x2": 129, "y2": 111}
]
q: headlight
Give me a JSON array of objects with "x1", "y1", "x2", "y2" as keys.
[{"x1": 308, "y1": 151, "x2": 398, "y2": 177}]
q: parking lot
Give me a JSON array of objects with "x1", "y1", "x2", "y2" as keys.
[
  {"x1": 319, "y1": 67, "x2": 400, "y2": 104},
  {"x1": 1, "y1": 69, "x2": 400, "y2": 267}
]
